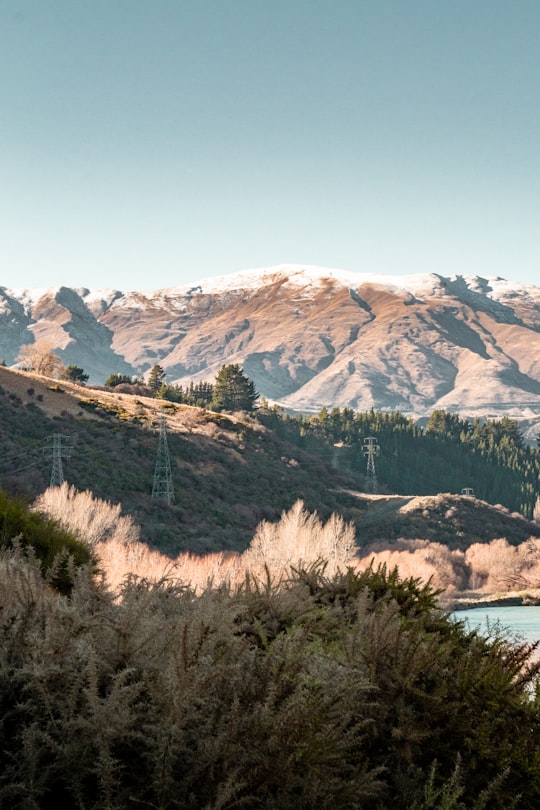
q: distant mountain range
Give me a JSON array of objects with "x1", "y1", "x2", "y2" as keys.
[{"x1": 2, "y1": 265, "x2": 540, "y2": 439}]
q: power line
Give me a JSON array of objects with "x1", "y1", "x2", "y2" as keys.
[
  {"x1": 0, "y1": 445, "x2": 46, "y2": 484},
  {"x1": 151, "y1": 415, "x2": 174, "y2": 504},
  {"x1": 45, "y1": 434, "x2": 72, "y2": 488},
  {"x1": 363, "y1": 437, "x2": 380, "y2": 494},
  {"x1": 0, "y1": 443, "x2": 43, "y2": 468},
  {"x1": 9, "y1": 458, "x2": 48, "y2": 475}
]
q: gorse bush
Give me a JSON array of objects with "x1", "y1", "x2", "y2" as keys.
[{"x1": 1, "y1": 547, "x2": 540, "y2": 809}]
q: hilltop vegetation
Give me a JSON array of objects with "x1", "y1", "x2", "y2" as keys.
[
  {"x1": 0, "y1": 420, "x2": 539, "y2": 805},
  {"x1": 2, "y1": 354, "x2": 540, "y2": 806}
]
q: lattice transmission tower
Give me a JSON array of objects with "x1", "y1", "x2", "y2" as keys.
[
  {"x1": 46, "y1": 434, "x2": 71, "y2": 487},
  {"x1": 152, "y1": 415, "x2": 174, "y2": 504},
  {"x1": 363, "y1": 437, "x2": 380, "y2": 494}
]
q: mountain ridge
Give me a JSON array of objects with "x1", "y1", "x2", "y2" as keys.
[{"x1": 2, "y1": 266, "x2": 540, "y2": 440}]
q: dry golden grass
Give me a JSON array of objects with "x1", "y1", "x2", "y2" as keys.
[
  {"x1": 34, "y1": 483, "x2": 538, "y2": 602},
  {"x1": 0, "y1": 365, "x2": 235, "y2": 437}
]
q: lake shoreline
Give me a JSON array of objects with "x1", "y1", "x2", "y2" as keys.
[{"x1": 444, "y1": 589, "x2": 540, "y2": 611}]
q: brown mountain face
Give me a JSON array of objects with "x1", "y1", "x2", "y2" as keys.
[{"x1": 2, "y1": 267, "x2": 540, "y2": 438}]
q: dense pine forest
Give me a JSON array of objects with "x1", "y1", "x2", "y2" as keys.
[{"x1": 258, "y1": 404, "x2": 540, "y2": 518}]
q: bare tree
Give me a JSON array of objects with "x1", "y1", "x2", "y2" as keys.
[
  {"x1": 18, "y1": 341, "x2": 62, "y2": 377},
  {"x1": 33, "y1": 483, "x2": 140, "y2": 547},
  {"x1": 465, "y1": 538, "x2": 540, "y2": 592},
  {"x1": 356, "y1": 540, "x2": 470, "y2": 595},
  {"x1": 179, "y1": 406, "x2": 206, "y2": 433},
  {"x1": 244, "y1": 500, "x2": 356, "y2": 575}
]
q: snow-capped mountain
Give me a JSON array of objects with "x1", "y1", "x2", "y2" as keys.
[{"x1": 2, "y1": 265, "x2": 540, "y2": 437}]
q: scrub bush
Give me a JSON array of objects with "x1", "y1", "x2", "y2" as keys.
[{"x1": 0, "y1": 554, "x2": 539, "y2": 808}]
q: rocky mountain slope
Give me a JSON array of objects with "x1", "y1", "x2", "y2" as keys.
[{"x1": 2, "y1": 266, "x2": 540, "y2": 438}]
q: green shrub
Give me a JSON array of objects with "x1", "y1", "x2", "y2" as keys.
[{"x1": 0, "y1": 490, "x2": 93, "y2": 592}]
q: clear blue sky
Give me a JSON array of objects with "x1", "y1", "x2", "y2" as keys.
[{"x1": 1, "y1": 0, "x2": 539, "y2": 291}]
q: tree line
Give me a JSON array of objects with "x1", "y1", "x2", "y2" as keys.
[
  {"x1": 13, "y1": 341, "x2": 259, "y2": 412},
  {"x1": 105, "y1": 362, "x2": 259, "y2": 412}
]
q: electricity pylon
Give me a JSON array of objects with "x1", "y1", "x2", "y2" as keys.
[
  {"x1": 46, "y1": 434, "x2": 71, "y2": 487},
  {"x1": 363, "y1": 437, "x2": 380, "y2": 494},
  {"x1": 152, "y1": 415, "x2": 174, "y2": 504}
]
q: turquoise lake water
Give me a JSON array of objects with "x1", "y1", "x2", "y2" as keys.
[{"x1": 452, "y1": 606, "x2": 540, "y2": 646}]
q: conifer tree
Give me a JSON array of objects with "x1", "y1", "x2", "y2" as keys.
[
  {"x1": 212, "y1": 364, "x2": 259, "y2": 412},
  {"x1": 147, "y1": 364, "x2": 166, "y2": 394},
  {"x1": 60, "y1": 364, "x2": 89, "y2": 383},
  {"x1": 534, "y1": 495, "x2": 540, "y2": 524},
  {"x1": 104, "y1": 373, "x2": 135, "y2": 387}
]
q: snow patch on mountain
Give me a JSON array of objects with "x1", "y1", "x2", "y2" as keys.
[
  {"x1": 4, "y1": 266, "x2": 539, "y2": 313},
  {"x1": 152, "y1": 266, "x2": 449, "y2": 300}
]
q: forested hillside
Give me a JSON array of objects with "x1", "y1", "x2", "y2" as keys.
[
  {"x1": 0, "y1": 366, "x2": 539, "y2": 557},
  {"x1": 259, "y1": 404, "x2": 540, "y2": 518}
]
